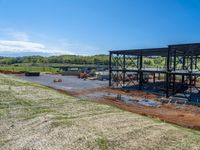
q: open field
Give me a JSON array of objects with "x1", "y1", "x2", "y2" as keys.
[
  {"x1": 1, "y1": 75, "x2": 200, "y2": 149},
  {"x1": 0, "y1": 66, "x2": 60, "y2": 73}
]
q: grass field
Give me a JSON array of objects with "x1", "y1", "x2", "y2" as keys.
[
  {"x1": 0, "y1": 63, "x2": 99, "y2": 73},
  {"x1": 0, "y1": 66, "x2": 60, "y2": 73},
  {"x1": 1, "y1": 75, "x2": 200, "y2": 149}
]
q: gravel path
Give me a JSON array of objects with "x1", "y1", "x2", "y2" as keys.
[{"x1": 16, "y1": 74, "x2": 108, "y2": 91}]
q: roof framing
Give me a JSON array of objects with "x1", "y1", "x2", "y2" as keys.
[{"x1": 110, "y1": 43, "x2": 200, "y2": 57}]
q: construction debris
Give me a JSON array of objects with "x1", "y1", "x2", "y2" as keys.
[
  {"x1": 53, "y1": 78, "x2": 62, "y2": 82},
  {"x1": 25, "y1": 72, "x2": 40, "y2": 76},
  {"x1": 138, "y1": 99, "x2": 161, "y2": 107}
]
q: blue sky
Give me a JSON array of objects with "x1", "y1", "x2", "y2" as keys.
[{"x1": 0, "y1": 0, "x2": 200, "y2": 56}]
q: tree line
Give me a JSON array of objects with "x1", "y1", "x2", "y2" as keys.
[
  {"x1": 0, "y1": 55, "x2": 168, "y2": 69},
  {"x1": 0, "y1": 55, "x2": 109, "y2": 65}
]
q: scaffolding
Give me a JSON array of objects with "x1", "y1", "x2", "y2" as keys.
[{"x1": 109, "y1": 43, "x2": 200, "y2": 103}]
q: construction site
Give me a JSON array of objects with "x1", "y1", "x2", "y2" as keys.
[
  {"x1": 2, "y1": 0, "x2": 200, "y2": 149},
  {"x1": 8, "y1": 42, "x2": 200, "y2": 131},
  {"x1": 109, "y1": 43, "x2": 200, "y2": 104},
  {"x1": 2, "y1": 44, "x2": 200, "y2": 149}
]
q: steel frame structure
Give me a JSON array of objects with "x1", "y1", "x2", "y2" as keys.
[{"x1": 109, "y1": 43, "x2": 200, "y2": 102}]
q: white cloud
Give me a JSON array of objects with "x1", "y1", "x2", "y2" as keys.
[
  {"x1": 7, "y1": 32, "x2": 30, "y2": 41},
  {"x1": 0, "y1": 28, "x2": 30, "y2": 41},
  {"x1": 0, "y1": 28, "x2": 100, "y2": 56},
  {"x1": 0, "y1": 40, "x2": 74, "y2": 55}
]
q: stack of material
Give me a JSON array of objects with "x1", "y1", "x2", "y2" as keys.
[{"x1": 25, "y1": 72, "x2": 40, "y2": 76}]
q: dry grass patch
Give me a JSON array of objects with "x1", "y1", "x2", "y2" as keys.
[{"x1": 1, "y1": 74, "x2": 200, "y2": 150}]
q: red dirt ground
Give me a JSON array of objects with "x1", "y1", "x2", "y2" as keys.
[
  {"x1": 100, "y1": 98, "x2": 200, "y2": 130},
  {"x1": 0, "y1": 70, "x2": 24, "y2": 74},
  {"x1": 56, "y1": 87, "x2": 200, "y2": 130}
]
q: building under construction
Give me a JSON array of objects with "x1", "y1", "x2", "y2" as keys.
[{"x1": 109, "y1": 43, "x2": 200, "y2": 103}]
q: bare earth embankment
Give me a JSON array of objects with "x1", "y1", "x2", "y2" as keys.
[{"x1": 1, "y1": 74, "x2": 200, "y2": 150}]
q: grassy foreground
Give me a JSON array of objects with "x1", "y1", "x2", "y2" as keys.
[{"x1": 1, "y1": 75, "x2": 200, "y2": 150}]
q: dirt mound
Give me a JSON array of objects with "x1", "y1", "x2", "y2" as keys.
[{"x1": 0, "y1": 70, "x2": 25, "y2": 74}]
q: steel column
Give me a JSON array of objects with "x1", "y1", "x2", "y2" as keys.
[
  {"x1": 123, "y1": 54, "x2": 126, "y2": 86},
  {"x1": 109, "y1": 52, "x2": 112, "y2": 86},
  {"x1": 139, "y1": 51, "x2": 143, "y2": 90},
  {"x1": 166, "y1": 46, "x2": 171, "y2": 98}
]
